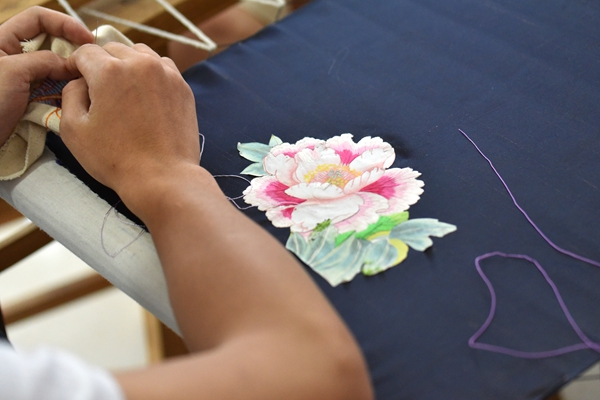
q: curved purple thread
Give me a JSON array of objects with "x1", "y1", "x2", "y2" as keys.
[{"x1": 459, "y1": 129, "x2": 600, "y2": 358}]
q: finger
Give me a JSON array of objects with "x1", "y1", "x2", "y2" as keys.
[
  {"x1": 0, "y1": 7, "x2": 94, "y2": 55},
  {"x1": 161, "y1": 56, "x2": 179, "y2": 72},
  {"x1": 61, "y1": 77, "x2": 91, "y2": 135},
  {"x1": 102, "y1": 41, "x2": 139, "y2": 58},
  {"x1": 4, "y1": 51, "x2": 80, "y2": 84},
  {"x1": 131, "y1": 43, "x2": 161, "y2": 58},
  {"x1": 66, "y1": 44, "x2": 112, "y2": 78}
]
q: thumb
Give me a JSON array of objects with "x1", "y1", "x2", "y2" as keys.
[{"x1": 60, "y1": 77, "x2": 90, "y2": 137}]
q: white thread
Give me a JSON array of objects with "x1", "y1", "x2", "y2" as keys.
[
  {"x1": 113, "y1": 207, "x2": 144, "y2": 227},
  {"x1": 101, "y1": 203, "x2": 145, "y2": 258},
  {"x1": 199, "y1": 133, "x2": 206, "y2": 160},
  {"x1": 57, "y1": 0, "x2": 87, "y2": 27},
  {"x1": 213, "y1": 175, "x2": 256, "y2": 210},
  {"x1": 79, "y1": 7, "x2": 217, "y2": 51},
  {"x1": 153, "y1": 0, "x2": 217, "y2": 50},
  {"x1": 244, "y1": 0, "x2": 287, "y2": 7}
]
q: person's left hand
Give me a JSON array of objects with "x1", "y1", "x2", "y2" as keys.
[{"x1": 0, "y1": 7, "x2": 94, "y2": 147}]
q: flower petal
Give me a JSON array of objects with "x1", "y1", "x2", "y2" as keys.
[
  {"x1": 263, "y1": 153, "x2": 299, "y2": 187},
  {"x1": 289, "y1": 195, "x2": 365, "y2": 232},
  {"x1": 361, "y1": 168, "x2": 424, "y2": 214},
  {"x1": 327, "y1": 134, "x2": 395, "y2": 168},
  {"x1": 343, "y1": 168, "x2": 385, "y2": 194},
  {"x1": 325, "y1": 133, "x2": 358, "y2": 164},
  {"x1": 285, "y1": 182, "x2": 344, "y2": 200},
  {"x1": 243, "y1": 176, "x2": 305, "y2": 210},
  {"x1": 349, "y1": 146, "x2": 395, "y2": 172},
  {"x1": 293, "y1": 148, "x2": 341, "y2": 183},
  {"x1": 270, "y1": 137, "x2": 325, "y2": 158},
  {"x1": 265, "y1": 206, "x2": 296, "y2": 228},
  {"x1": 333, "y1": 192, "x2": 389, "y2": 233}
]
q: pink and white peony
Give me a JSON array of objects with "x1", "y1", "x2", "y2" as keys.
[{"x1": 243, "y1": 134, "x2": 424, "y2": 233}]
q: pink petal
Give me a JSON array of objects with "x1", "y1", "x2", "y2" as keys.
[
  {"x1": 326, "y1": 134, "x2": 359, "y2": 164},
  {"x1": 362, "y1": 168, "x2": 424, "y2": 213},
  {"x1": 270, "y1": 137, "x2": 325, "y2": 158},
  {"x1": 333, "y1": 192, "x2": 390, "y2": 233},
  {"x1": 263, "y1": 153, "x2": 299, "y2": 187},
  {"x1": 243, "y1": 177, "x2": 305, "y2": 210},
  {"x1": 327, "y1": 134, "x2": 395, "y2": 167},
  {"x1": 343, "y1": 168, "x2": 385, "y2": 194},
  {"x1": 265, "y1": 206, "x2": 295, "y2": 228}
]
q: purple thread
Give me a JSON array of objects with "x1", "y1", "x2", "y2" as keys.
[{"x1": 459, "y1": 129, "x2": 600, "y2": 358}]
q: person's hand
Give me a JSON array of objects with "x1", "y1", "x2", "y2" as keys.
[
  {"x1": 0, "y1": 7, "x2": 93, "y2": 146},
  {"x1": 60, "y1": 42, "x2": 200, "y2": 215}
]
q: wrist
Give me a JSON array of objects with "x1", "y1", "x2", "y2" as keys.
[{"x1": 117, "y1": 163, "x2": 221, "y2": 225}]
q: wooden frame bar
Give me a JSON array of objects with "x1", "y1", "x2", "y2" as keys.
[{"x1": 2, "y1": 273, "x2": 111, "y2": 324}]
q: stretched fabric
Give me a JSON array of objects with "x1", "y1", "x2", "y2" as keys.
[{"x1": 47, "y1": 0, "x2": 600, "y2": 398}]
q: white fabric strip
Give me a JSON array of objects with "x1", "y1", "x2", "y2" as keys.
[{"x1": 0, "y1": 149, "x2": 179, "y2": 334}]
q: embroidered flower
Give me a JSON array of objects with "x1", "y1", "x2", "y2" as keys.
[
  {"x1": 242, "y1": 134, "x2": 424, "y2": 233},
  {"x1": 238, "y1": 134, "x2": 456, "y2": 286}
]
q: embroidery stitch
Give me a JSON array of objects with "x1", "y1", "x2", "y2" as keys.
[
  {"x1": 239, "y1": 134, "x2": 456, "y2": 286},
  {"x1": 29, "y1": 79, "x2": 68, "y2": 108}
]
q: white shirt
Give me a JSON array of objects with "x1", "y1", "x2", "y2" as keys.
[{"x1": 0, "y1": 342, "x2": 124, "y2": 400}]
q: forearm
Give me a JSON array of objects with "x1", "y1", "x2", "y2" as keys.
[
  {"x1": 58, "y1": 40, "x2": 373, "y2": 400},
  {"x1": 116, "y1": 164, "x2": 373, "y2": 399}
]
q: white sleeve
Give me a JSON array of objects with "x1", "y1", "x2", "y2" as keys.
[{"x1": 0, "y1": 342, "x2": 125, "y2": 400}]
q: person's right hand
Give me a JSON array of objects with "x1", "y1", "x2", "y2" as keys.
[{"x1": 60, "y1": 42, "x2": 200, "y2": 215}]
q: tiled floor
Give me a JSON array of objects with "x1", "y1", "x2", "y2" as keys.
[{"x1": 0, "y1": 217, "x2": 598, "y2": 397}]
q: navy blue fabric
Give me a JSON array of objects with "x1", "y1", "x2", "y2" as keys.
[
  {"x1": 183, "y1": 1, "x2": 600, "y2": 398},
  {"x1": 47, "y1": 0, "x2": 600, "y2": 398}
]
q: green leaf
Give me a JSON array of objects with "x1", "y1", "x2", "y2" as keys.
[
  {"x1": 286, "y1": 226, "x2": 365, "y2": 286},
  {"x1": 238, "y1": 142, "x2": 272, "y2": 162},
  {"x1": 335, "y1": 231, "x2": 355, "y2": 247},
  {"x1": 240, "y1": 162, "x2": 267, "y2": 176},
  {"x1": 269, "y1": 135, "x2": 283, "y2": 146},
  {"x1": 361, "y1": 238, "x2": 407, "y2": 275},
  {"x1": 286, "y1": 225, "x2": 412, "y2": 286},
  {"x1": 354, "y1": 212, "x2": 409, "y2": 240},
  {"x1": 313, "y1": 220, "x2": 331, "y2": 233},
  {"x1": 390, "y1": 218, "x2": 457, "y2": 251}
]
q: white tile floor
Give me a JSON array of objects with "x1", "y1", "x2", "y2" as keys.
[{"x1": 0, "y1": 217, "x2": 598, "y2": 397}]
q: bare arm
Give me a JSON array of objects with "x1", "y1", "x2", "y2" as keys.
[{"x1": 60, "y1": 42, "x2": 373, "y2": 400}]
